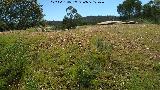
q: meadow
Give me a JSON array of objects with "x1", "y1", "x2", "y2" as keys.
[{"x1": 0, "y1": 24, "x2": 160, "y2": 90}]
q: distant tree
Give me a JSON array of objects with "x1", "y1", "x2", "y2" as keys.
[
  {"x1": 142, "y1": 0, "x2": 160, "y2": 23},
  {"x1": 62, "y1": 6, "x2": 82, "y2": 30},
  {"x1": 82, "y1": 16, "x2": 120, "y2": 25},
  {"x1": 0, "y1": 0, "x2": 43, "y2": 30},
  {"x1": 117, "y1": 0, "x2": 142, "y2": 20}
]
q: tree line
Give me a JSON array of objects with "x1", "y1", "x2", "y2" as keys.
[
  {"x1": 0, "y1": 0, "x2": 160, "y2": 31},
  {"x1": 63, "y1": 0, "x2": 160, "y2": 30},
  {"x1": 117, "y1": 0, "x2": 160, "y2": 23}
]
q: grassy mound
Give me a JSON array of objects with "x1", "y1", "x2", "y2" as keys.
[{"x1": 0, "y1": 24, "x2": 160, "y2": 90}]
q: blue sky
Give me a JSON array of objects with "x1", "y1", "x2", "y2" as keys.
[{"x1": 38, "y1": 0, "x2": 150, "y2": 21}]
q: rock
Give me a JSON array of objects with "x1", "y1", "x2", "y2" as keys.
[
  {"x1": 97, "y1": 21, "x2": 123, "y2": 25},
  {"x1": 122, "y1": 22, "x2": 128, "y2": 24},
  {"x1": 36, "y1": 28, "x2": 42, "y2": 32},
  {"x1": 128, "y1": 21, "x2": 136, "y2": 24},
  {"x1": 97, "y1": 21, "x2": 138, "y2": 25}
]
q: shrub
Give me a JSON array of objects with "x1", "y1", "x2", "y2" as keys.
[
  {"x1": 153, "y1": 63, "x2": 160, "y2": 73},
  {"x1": 91, "y1": 37, "x2": 113, "y2": 60},
  {"x1": 67, "y1": 38, "x2": 113, "y2": 89},
  {"x1": 68, "y1": 54, "x2": 103, "y2": 89}
]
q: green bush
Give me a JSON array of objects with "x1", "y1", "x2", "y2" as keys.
[
  {"x1": 153, "y1": 63, "x2": 160, "y2": 73},
  {"x1": 68, "y1": 53, "x2": 103, "y2": 89},
  {"x1": 91, "y1": 37, "x2": 113, "y2": 60},
  {"x1": 67, "y1": 37, "x2": 113, "y2": 89}
]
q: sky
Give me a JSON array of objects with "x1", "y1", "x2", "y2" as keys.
[{"x1": 38, "y1": 0, "x2": 151, "y2": 21}]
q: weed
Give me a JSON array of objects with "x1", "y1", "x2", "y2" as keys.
[{"x1": 0, "y1": 41, "x2": 29, "y2": 89}]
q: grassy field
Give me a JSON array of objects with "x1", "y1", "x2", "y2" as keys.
[{"x1": 0, "y1": 24, "x2": 160, "y2": 90}]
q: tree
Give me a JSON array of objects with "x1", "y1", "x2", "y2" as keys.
[
  {"x1": 0, "y1": 0, "x2": 43, "y2": 31},
  {"x1": 117, "y1": 0, "x2": 142, "y2": 20},
  {"x1": 142, "y1": 0, "x2": 160, "y2": 23},
  {"x1": 62, "y1": 6, "x2": 82, "y2": 30}
]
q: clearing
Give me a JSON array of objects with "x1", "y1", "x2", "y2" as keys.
[{"x1": 0, "y1": 24, "x2": 160, "y2": 90}]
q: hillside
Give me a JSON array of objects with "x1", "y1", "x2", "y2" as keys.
[
  {"x1": 46, "y1": 16, "x2": 119, "y2": 26},
  {"x1": 0, "y1": 24, "x2": 160, "y2": 90}
]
